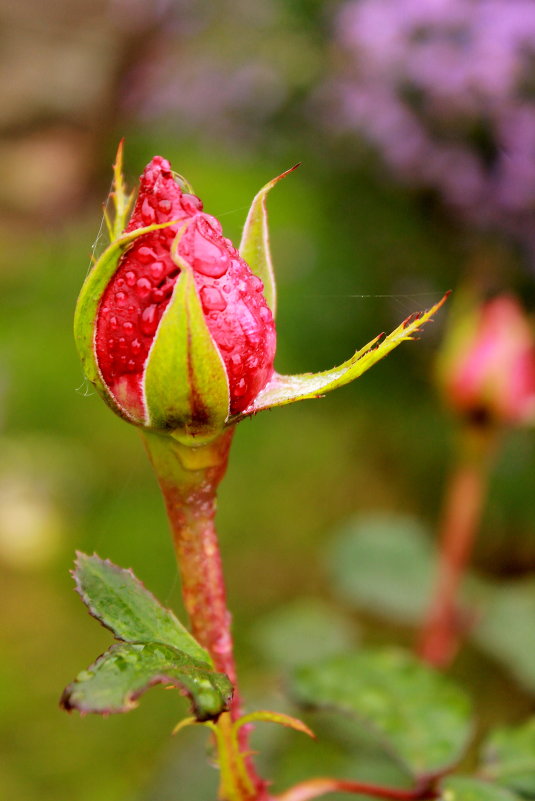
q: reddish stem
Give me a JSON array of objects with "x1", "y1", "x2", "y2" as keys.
[
  {"x1": 275, "y1": 777, "x2": 438, "y2": 801},
  {"x1": 143, "y1": 427, "x2": 267, "y2": 800},
  {"x1": 418, "y1": 423, "x2": 499, "y2": 668}
]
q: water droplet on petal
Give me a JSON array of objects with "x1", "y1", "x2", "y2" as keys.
[
  {"x1": 109, "y1": 316, "x2": 119, "y2": 331},
  {"x1": 141, "y1": 305, "x2": 158, "y2": 336},
  {"x1": 125, "y1": 271, "x2": 137, "y2": 287},
  {"x1": 141, "y1": 198, "x2": 155, "y2": 224},
  {"x1": 150, "y1": 261, "x2": 165, "y2": 281},
  {"x1": 136, "y1": 278, "x2": 152, "y2": 299},
  {"x1": 137, "y1": 246, "x2": 156, "y2": 264},
  {"x1": 200, "y1": 286, "x2": 227, "y2": 312},
  {"x1": 234, "y1": 378, "x2": 247, "y2": 396},
  {"x1": 115, "y1": 291, "x2": 126, "y2": 306},
  {"x1": 123, "y1": 321, "x2": 134, "y2": 334},
  {"x1": 181, "y1": 194, "x2": 203, "y2": 215},
  {"x1": 131, "y1": 338, "x2": 142, "y2": 355}
]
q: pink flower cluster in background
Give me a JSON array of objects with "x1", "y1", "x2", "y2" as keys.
[{"x1": 331, "y1": 0, "x2": 535, "y2": 238}]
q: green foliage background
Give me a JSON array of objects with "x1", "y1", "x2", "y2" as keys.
[{"x1": 1, "y1": 2, "x2": 535, "y2": 799}]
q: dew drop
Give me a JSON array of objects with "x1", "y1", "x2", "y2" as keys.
[
  {"x1": 141, "y1": 198, "x2": 155, "y2": 224},
  {"x1": 116, "y1": 277, "x2": 125, "y2": 288},
  {"x1": 158, "y1": 199, "x2": 171, "y2": 212},
  {"x1": 200, "y1": 286, "x2": 227, "y2": 312},
  {"x1": 152, "y1": 288, "x2": 164, "y2": 303},
  {"x1": 131, "y1": 338, "x2": 142, "y2": 355},
  {"x1": 137, "y1": 246, "x2": 156, "y2": 264},
  {"x1": 149, "y1": 261, "x2": 165, "y2": 281},
  {"x1": 118, "y1": 337, "x2": 127, "y2": 350},
  {"x1": 136, "y1": 277, "x2": 153, "y2": 299},
  {"x1": 108, "y1": 338, "x2": 116, "y2": 350},
  {"x1": 123, "y1": 321, "x2": 134, "y2": 334},
  {"x1": 181, "y1": 194, "x2": 203, "y2": 215},
  {"x1": 234, "y1": 378, "x2": 247, "y2": 396},
  {"x1": 141, "y1": 305, "x2": 158, "y2": 336},
  {"x1": 115, "y1": 291, "x2": 126, "y2": 306},
  {"x1": 109, "y1": 315, "x2": 119, "y2": 331},
  {"x1": 127, "y1": 359, "x2": 136, "y2": 370},
  {"x1": 128, "y1": 305, "x2": 136, "y2": 314},
  {"x1": 125, "y1": 270, "x2": 137, "y2": 287},
  {"x1": 119, "y1": 354, "x2": 127, "y2": 364}
]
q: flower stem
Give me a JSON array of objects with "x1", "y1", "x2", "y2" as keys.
[
  {"x1": 417, "y1": 422, "x2": 499, "y2": 667},
  {"x1": 143, "y1": 428, "x2": 267, "y2": 800},
  {"x1": 275, "y1": 776, "x2": 438, "y2": 801}
]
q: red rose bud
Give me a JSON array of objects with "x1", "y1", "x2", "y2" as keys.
[
  {"x1": 75, "y1": 152, "x2": 276, "y2": 443},
  {"x1": 75, "y1": 144, "x2": 449, "y2": 442},
  {"x1": 437, "y1": 292, "x2": 535, "y2": 426}
]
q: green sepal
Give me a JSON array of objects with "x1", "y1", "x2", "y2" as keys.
[
  {"x1": 60, "y1": 641, "x2": 232, "y2": 721},
  {"x1": 231, "y1": 292, "x2": 449, "y2": 422},
  {"x1": 73, "y1": 552, "x2": 208, "y2": 663},
  {"x1": 143, "y1": 232, "x2": 230, "y2": 444},
  {"x1": 105, "y1": 140, "x2": 136, "y2": 241},
  {"x1": 74, "y1": 218, "x2": 182, "y2": 406},
  {"x1": 239, "y1": 165, "x2": 300, "y2": 317}
]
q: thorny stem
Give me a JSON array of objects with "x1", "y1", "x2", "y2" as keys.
[
  {"x1": 275, "y1": 776, "x2": 438, "y2": 801},
  {"x1": 418, "y1": 422, "x2": 499, "y2": 668},
  {"x1": 143, "y1": 427, "x2": 267, "y2": 801}
]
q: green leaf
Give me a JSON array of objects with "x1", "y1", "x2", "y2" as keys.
[
  {"x1": 472, "y1": 579, "x2": 535, "y2": 693},
  {"x1": 143, "y1": 236, "x2": 229, "y2": 443},
  {"x1": 481, "y1": 717, "x2": 535, "y2": 796},
  {"x1": 440, "y1": 777, "x2": 521, "y2": 801},
  {"x1": 232, "y1": 293, "x2": 449, "y2": 421},
  {"x1": 327, "y1": 514, "x2": 436, "y2": 624},
  {"x1": 74, "y1": 552, "x2": 209, "y2": 664},
  {"x1": 239, "y1": 166, "x2": 299, "y2": 316},
  {"x1": 60, "y1": 642, "x2": 232, "y2": 721},
  {"x1": 291, "y1": 648, "x2": 473, "y2": 779}
]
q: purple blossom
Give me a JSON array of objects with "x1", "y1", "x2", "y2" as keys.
[{"x1": 329, "y1": 0, "x2": 535, "y2": 235}]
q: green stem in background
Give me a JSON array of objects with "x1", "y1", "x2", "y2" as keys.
[
  {"x1": 143, "y1": 428, "x2": 267, "y2": 801},
  {"x1": 418, "y1": 422, "x2": 500, "y2": 668}
]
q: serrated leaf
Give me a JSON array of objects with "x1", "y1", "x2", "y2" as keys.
[
  {"x1": 61, "y1": 642, "x2": 232, "y2": 721},
  {"x1": 74, "y1": 552, "x2": 208, "y2": 664},
  {"x1": 440, "y1": 777, "x2": 521, "y2": 801},
  {"x1": 481, "y1": 717, "x2": 535, "y2": 796},
  {"x1": 239, "y1": 166, "x2": 299, "y2": 316},
  {"x1": 472, "y1": 579, "x2": 535, "y2": 693},
  {"x1": 232, "y1": 293, "x2": 449, "y2": 421},
  {"x1": 143, "y1": 238, "x2": 229, "y2": 441},
  {"x1": 291, "y1": 648, "x2": 472, "y2": 779},
  {"x1": 327, "y1": 514, "x2": 437, "y2": 624}
]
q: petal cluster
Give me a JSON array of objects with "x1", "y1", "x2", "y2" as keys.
[{"x1": 95, "y1": 156, "x2": 276, "y2": 424}]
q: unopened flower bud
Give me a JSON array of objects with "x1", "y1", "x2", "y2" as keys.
[
  {"x1": 437, "y1": 292, "x2": 535, "y2": 426},
  {"x1": 75, "y1": 151, "x2": 276, "y2": 443},
  {"x1": 75, "y1": 143, "x2": 448, "y2": 445}
]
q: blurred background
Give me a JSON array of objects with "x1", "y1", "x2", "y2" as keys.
[{"x1": 2, "y1": 0, "x2": 535, "y2": 799}]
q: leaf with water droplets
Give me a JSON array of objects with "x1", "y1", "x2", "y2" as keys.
[
  {"x1": 61, "y1": 642, "x2": 232, "y2": 720},
  {"x1": 232, "y1": 293, "x2": 449, "y2": 421},
  {"x1": 291, "y1": 648, "x2": 473, "y2": 779},
  {"x1": 74, "y1": 552, "x2": 208, "y2": 664},
  {"x1": 239, "y1": 166, "x2": 299, "y2": 317}
]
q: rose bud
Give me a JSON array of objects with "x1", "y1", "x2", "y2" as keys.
[
  {"x1": 75, "y1": 143, "x2": 448, "y2": 445},
  {"x1": 437, "y1": 291, "x2": 535, "y2": 426}
]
